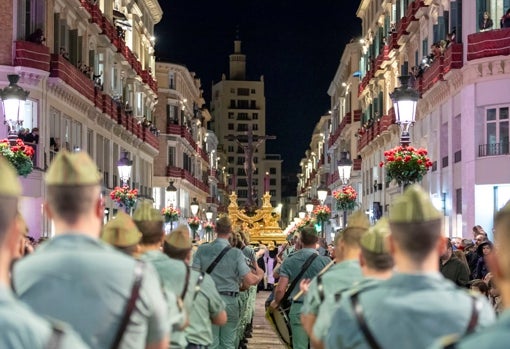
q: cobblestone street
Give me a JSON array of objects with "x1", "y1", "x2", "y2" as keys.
[{"x1": 247, "y1": 291, "x2": 286, "y2": 348}]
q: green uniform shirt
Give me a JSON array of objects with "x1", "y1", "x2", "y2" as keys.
[
  {"x1": 13, "y1": 234, "x2": 169, "y2": 349},
  {"x1": 429, "y1": 309, "x2": 510, "y2": 349},
  {"x1": 302, "y1": 259, "x2": 362, "y2": 315},
  {"x1": 192, "y1": 238, "x2": 251, "y2": 292},
  {"x1": 0, "y1": 285, "x2": 90, "y2": 349},
  {"x1": 325, "y1": 273, "x2": 496, "y2": 349},
  {"x1": 140, "y1": 250, "x2": 188, "y2": 349},
  {"x1": 279, "y1": 248, "x2": 331, "y2": 299},
  {"x1": 313, "y1": 278, "x2": 381, "y2": 343},
  {"x1": 184, "y1": 270, "x2": 226, "y2": 346}
]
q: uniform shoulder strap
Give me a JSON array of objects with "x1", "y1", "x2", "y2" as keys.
[
  {"x1": 44, "y1": 323, "x2": 65, "y2": 349},
  {"x1": 350, "y1": 289, "x2": 383, "y2": 349},
  {"x1": 465, "y1": 294, "x2": 481, "y2": 334},
  {"x1": 206, "y1": 246, "x2": 231, "y2": 274},
  {"x1": 110, "y1": 260, "x2": 145, "y2": 349},
  {"x1": 283, "y1": 253, "x2": 318, "y2": 302},
  {"x1": 181, "y1": 264, "x2": 191, "y2": 300}
]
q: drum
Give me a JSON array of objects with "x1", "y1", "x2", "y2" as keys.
[{"x1": 266, "y1": 305, "x2": 292, "y2": 349}]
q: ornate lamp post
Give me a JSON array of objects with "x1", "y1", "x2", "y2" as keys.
[
  {"x1": 298, "y1": 206, "x2": 306, "y2": 220},
  {"x1": 189, "y1": 197, "x2": 200, "y2": 240},
  {"x1": 390, "y1": 75, "x2": 419, "y2": 146},
  {"x1": 305, "y1": 197, "x2": 314, "y2": 216},
  {"x1": 337, "y1": 150, "x2": 353, "y2": 228},
  {"x1": 165, "y1": 181, "x2": 178, "y2": 230},
  {"x1": 316, "y1": 183, "x2": 329, "y2": 239},
  {"x1": 0, "y1": 74, "x2": 30, "y2": 142},
  {"x1": 117, "y1": 151, "x2": 132, "y2": 186},
  {"x1": 205, "y1": 206, "x2": 214, "y2": 241}
]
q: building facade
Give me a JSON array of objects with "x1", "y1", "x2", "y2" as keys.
[
  {"x1": 153, "y1": 62, "x2": 223, "y2": 230},
  {"x1": 211, "y1": 40, "x2": 282, "y2": 208},
  {"x1": 0, "y1": 0, "x2": 162, "y2": 237}
]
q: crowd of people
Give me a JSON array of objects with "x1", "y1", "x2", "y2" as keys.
[
  {"x1": 264, "y1": 184, "x2": 510, "y2": 349},
  {"x1": 4, "y1": 150, "x2": 267, "y2": 349}
]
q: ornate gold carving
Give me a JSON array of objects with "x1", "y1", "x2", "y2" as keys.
[{"x1": 227, "y1": 192, "x2": 286, "y2": 245}]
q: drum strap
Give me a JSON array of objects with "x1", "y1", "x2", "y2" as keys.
[
  {"x1": 317, "y1": 273, "x2": 325, "y2": 302},
  {"x1": 206, "y1": 246, "x2": 231, "y2": 274},
  {"x1": 465, "y1": 294, "x2": 480, "y2": 334},
  {"x1": 350, "y1": 290, "x2": 382, "y2": 349},
  {"x1": 282, "y1": 253, "x2": 318, "y2": 304}
]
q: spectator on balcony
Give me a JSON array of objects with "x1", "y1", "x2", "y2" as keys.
[
  {"x1": 59, "y1": 47, "x2": 69, "y2": 60},
  {"x1": 26, "y1": 28, "x2": 45, "y2": 44},
  {"x1": 50, "y1": 137, "x2": 60, "y2": 153},
  {"x1": 501, "y1": 8, "x2": 510, "y2": 28},
  {"x1": 24, "y1": 128, "x2": 39, "y2": 144},
  {"x1": 480, "y1": 11, "x2": 494, "y2": 31}
]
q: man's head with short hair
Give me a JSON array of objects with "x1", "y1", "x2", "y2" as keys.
[
  {"x1": 300, "y1": 225, "x2": 318, "y2": 246},
  {"x1": 360, "y1": 217, "x2": 394, "y2": 271},
  {"x1": 388, "y1": 185, "x2": 443, "y2": 262},
  {"x1": 44, "y1": 151, "x2": 102, "y2": 226},
  {"x1": 133, "y1": 201, "x2": 164, "y2": 245},
  {"x1": 216, "y1": 216, "x2": 232, "y2": 237},
  {"x1": 163, "y1": 225, "x2": 192, "y2": 261}
]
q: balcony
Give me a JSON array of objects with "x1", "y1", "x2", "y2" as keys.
[
  {"x1": 467, "y1": 29, "x2": 510, "y2": 61},
  {"x1": 375, "y1": 46, "x2": 390, "y2": 71},
  {"x1": 357, "y1": 111, "x2": 395, "y2": 152},
  {"x1": 14, "y1": 41, "x2": 51, "y2": 72},
  {"x1": 478, "y1": 142, "x2": 510, "y2": 157},
  {"x1": 353, "y1": 158, "x2": 362, "y2": 171},
  {"x1": 50, "y1": 54, "x2": 95, "y2": 102},
  {"x1": 166, "y1": 124, "x2": 209, "y2": 163},
  {"x1": 420, "y1": 43, "x2": 463, "y2": 94},
  {"x1": 166, "y1": 166, "x2": 210, "y2": 193},
  {"x1": 143, "y1": 128, "x2": 159, "y2": 149}
]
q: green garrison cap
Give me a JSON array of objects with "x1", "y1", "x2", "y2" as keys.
[
  {"x1": 0, "y1": 155, "x2": 22, "y2": 197},
  {"x1": 389, "y1": 184, "x2": 442, "y2": 223},
  {"x1": 132, "y1": 201, "x2": 163, "y2": 222},
  {"x1": 361, "y1": 218, "x2": 391, "y2": 254},
  {"x1": 101, "y1": 212, "x2": 141, "y2": 247},
  {"x1": 165, "y1": 225, "x2": 192, "y2": 249},
  {"x1": 346, "y1": 210, "x2": 371, "y2": 230},
  {"x1": 45, "y1": 151, "x2": 101, "y2": 186}
]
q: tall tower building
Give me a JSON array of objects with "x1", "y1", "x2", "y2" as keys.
[{"x1": 211, "y1": 40, "x2": 282, "y2": 208}]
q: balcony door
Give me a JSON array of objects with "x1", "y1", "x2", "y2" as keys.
[{"x1": 486, "y1": 107, "x2": 509, "y2": 155}]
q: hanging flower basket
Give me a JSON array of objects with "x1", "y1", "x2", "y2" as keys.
[
  {"x1": 187, "y1": 216, "x2": 201, "y2": 231},
  {"x1": 313, "y1": 205, "x2": 331, "y2": 222},
  {"x1": 161, "y1": 206, "x2": 180, "y2": 223},
  {"x1": 0, "y1": 138, "x2": 34, "y2": 177},
  {"x1": 203, "y1": 221, "x2": 215, "y2": 234},
  {"x1": 379, "y1": 145, "x2": 433, "y2": 186},
  {"x1": 333, "y1": 185, "x2": 358, "y2": 211},
  {"x1": 110, "y1": 186, "x2": 138, "y2": 212},
  {"x1": 295, "y1": 217, "x2": 315, "y2": 232}
]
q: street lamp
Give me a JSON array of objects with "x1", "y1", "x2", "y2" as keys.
[
  {"x1": 190, "y1": 197, "x2": 199, "y2": 216},
  {"x1": 205, "y1": 206, "x2": 213, "y2": 221},
  {"x1": 166, "y1": 180, "x2": 177, "y2": 192},
  {"x1": 298, "y1": 206, "x2": 306, "y2": 219},
  {"x1": 317, "y1": 183, "x2": 329, "y2": 204},
  {"x1": 390, "y1": 75, "x2": 419, "y2": 146},
  {"x1": 117, "y1": 151, "x2": 133, "y2": 186},
  {"x1": 305, "y1": 197, "x2": 314, "y2": 216},
  {"x1": 337, "y1": 150, "x2": 353, "y2": 184},
  {"x1": 0, "y1": 74, "x2": 30, "y2": 142}
]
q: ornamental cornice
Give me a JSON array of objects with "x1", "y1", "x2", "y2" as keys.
[{"x1": 47, "y1": 78, "x2": 93, "y2": 114}]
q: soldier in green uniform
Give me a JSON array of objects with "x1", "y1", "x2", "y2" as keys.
[
  {"x1": 325, "y1": 185, "x2": 496, "y2": 349},
  {"x1": 312, "y1": 217, "x2": 394, "y2": 349},
  {"x1": 13, "y1": 151, "x2": 169, "y2": 349},
  {"x1": 192, "y1": 216, "x2": 264, "y2": 349},
  {"x1": 432, "y1": 200, "x2": 510, "y2": 349},
  {"x1": 0, "y1": 156, "x2": 90, "y2": 348},
  {"x1": 100, "y1": 211, "x2": 142, "y2": 255},
  {"x1": 269, "y1": 225, "x2": 331, "y2": 349},
  {"x1": 134, "y1": 201, "x2": 189, "y2": 349},
  {"x1": 301, "y1": 210, "x2": 368, "y2": 339},
  {"x1": 164, "y1": 225, "x2": 227, "y2": 349}
]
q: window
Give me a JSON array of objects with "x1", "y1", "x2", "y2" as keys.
[
  {"x1": 228, "y1": 123, "x2": 234, "y2": 130},
  {"x1": 476, "y1": 0, "x2": 509, "y2": 32},
  {"x1": 17, "y1": 0, "x2": 45, "y2": 41},
  {"x1": 237, "y1": 124, "x2": 249, "y2": 132},
  {"x1": 237, "y1": 157, "x2": 245, "y2": 165},
  {"x1": 252, "y1": 113, "x2": 258, "y2": 120},
  {"x1": 486, "y1": 107, "x2": 509, "y2": 155},
  {"x1": 169, "y1": 72, "x2": 175, "y2": 89},
  {"x1": 270, "y1": 178, "x2": 276, "y2": 186},
  {"x1": 168, "y1": 146, "x2": 176, "y2": 166},
  {"x1": 228, "y1": 112, "x2": 234, "y2": 119},
  {"x1": 237, "y1": 88, "x2": 250, "y2": 96},
  {"x1": 250, "y1": 100, "x2": 256, "y2": 109},
  {"x1": 230, "y1": 100, "x2": 236, "y2": 108},
  {"x1": 253, "y1": 124, "x2": 258, "y2": 131},
  {"x1": 269, "y1": 167, "x2": 277, "y2": 174},
  {"x1": 238, "y1": 190, "x2": 248, "y2": 198},
  {"x1": 228, "y1": 145, "x2": 234, "y2": 152},
  {"x1": 237, "y1": 100, "x2": 249, "y2": 109},
  {"x1": 228, "y1": 157, "x2": 234, "y2": 163},
  {"x1": 238, "y1": 113, "x2": 249, "y2": 120}
]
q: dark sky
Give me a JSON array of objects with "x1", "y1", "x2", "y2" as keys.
[{"x1": 154, "y1": 1, "x2": 361, "y2": 174}]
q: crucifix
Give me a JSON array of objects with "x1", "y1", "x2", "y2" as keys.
[{"x1": 225, "y1": 124, "x2": 275, "y2": 208}]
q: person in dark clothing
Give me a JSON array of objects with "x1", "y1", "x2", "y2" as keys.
[
  {"x1": 501, "y1": 8, "x2": 510, "y2": 28},
  {"x1": 475, "y1": 241, "x2": 493, "y2": 280},
  {"x1": 24, "y1": 128, "x2": 39, "y2": 144},
  {"x1": 440, "y1": 239, "x2": 470, "y2": 287}
]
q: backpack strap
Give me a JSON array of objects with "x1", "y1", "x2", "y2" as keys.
[
  {"x1": 110, "y1": 260, "x2": 145, "y2": 349},
  {"x1": 206, "y1": 246, "x2": 231, "y2": 274},
  {"x1": 350, "y1": 290, "x2": 383, "y2": 349}
]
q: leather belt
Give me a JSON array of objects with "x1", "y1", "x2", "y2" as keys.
[
  {"x1": 219, "y1": 291, "x2": 239, "y2": 297},
  {"x1": 187, "y1": 343, "x2": 209, "y2": 349}
]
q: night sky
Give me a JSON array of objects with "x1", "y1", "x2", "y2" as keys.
[{"x1": 154, "y1": 1, "x2": 362, "y2": 174}]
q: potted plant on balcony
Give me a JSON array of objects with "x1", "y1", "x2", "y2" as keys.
[
  {"x1": 161, "y1": 205, "x2": 180, "y2": 224},
  {"x1": 0, "y1": 138, "x2": 34, "y2": 177},
  {"x1": 188, "y1": 216, "x2": 201, "y2": 240},
  {"x1": 379, "y1": 145, "x2": 433, "y2": 186},
  {"x1": 110, "y1": 185, "x2": 138, "y2": 214},
  {"x1": 333, "y1": 185, "x2": 358, "y2": 211}
]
